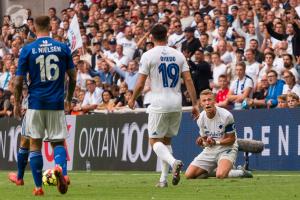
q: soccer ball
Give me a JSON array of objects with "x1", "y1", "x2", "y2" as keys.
[{"x1": 42, "y1": 169, "x2": 57, "y2": 186}]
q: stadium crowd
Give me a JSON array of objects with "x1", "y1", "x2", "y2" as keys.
[{"x1": 0, "y1": 0, "x2": 300, "y2": 116}]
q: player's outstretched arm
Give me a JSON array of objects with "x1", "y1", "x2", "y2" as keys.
[
  {"x1": 14, "y1": 75, "x2": 24, "y2": 120},
  {"x1": 65, "y1": 68, "x2": 77, "y2": 113},
  {"x1": 128, "y1": 73, "x2": 147, "y2": 109},
  {"x1": 182, "y1": 71, "x2": 199, "y2": 120}
]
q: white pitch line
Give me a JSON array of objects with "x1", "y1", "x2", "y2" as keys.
[
  {"x1": 67, "y1": 172, "x2": 300, "y2": 177},
  {"x1": 255, "y1": 174, "x2": 300, "y2": 177},
  {"x1": 22, "y1": 172, "x2": 300, "y2": 177}
]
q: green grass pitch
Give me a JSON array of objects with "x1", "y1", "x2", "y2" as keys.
[{"x1": 0, "y1": 171, "x2": 299, "y2": 200}]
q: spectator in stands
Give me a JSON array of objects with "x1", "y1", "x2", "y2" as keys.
[
  {"x1": 266, "y1": 18, "x2": 300, "y2": 57},
  {"x1": 245, "y1": 49, "x2": 260, "y2": 86},
  {"x1": 0, "y1": 88, "x2": 9, "y2": 118},
  {"x1": 227, "y1": 62, "x2": 253, "y2": 110},
  {"x1": 168, "y1": 20, "x2": 185, "y2": 50},
  {"x1": 97, "y1": 90, "x2": 115, "y2": 111},
  {"x1": 265, "y1": 70, "x2": 285, "y2": 108},
  {"x1": 71, "y1": 89, "x2": 86, "y2": 115},
  {"x1": 282, "y1": 70, "x2": 300, "y2": 97},
  {"x1": 258, "y1": 52, "x2": 275, "y2": 82},
  {"x1": 113, "y1": 44, "x2": 130, "y2": 69},
  {"x1": 181, "y1": 27, "x2": 201, "y2": 57},
  {"x1": 287, "y1": 92, "x2": 299, "y2": 108},
  {"x1": 283, "y1": 54, "x2": 299, "y2": 83},
  {"x1": 110, "y1": 59, "x2": 139, "y2": 91},
  {"x1": 245, "y1": 75, "x2": 269, "y2": 109},
  {"x1": 199, "y1": 0, "x2": 215, "y2": 18},
  {"x1": 5, "y1": 94, "x2": 14, "y2": 117},
  {"x1": 277, "y1": 94, "x2": 288, "y2": 108},
  {"x1": 0, "y1": 64, "x2": 16, "y2": 90},
  {"x1": 90, "y1": 58, "x2": 114, "y2": 87},
  {"x1": 90, "y1": 41, "x2": 102, "y2": 69},
  {"x1": 81, "y1": 79, "x2": 103, "y2": 113},
  {"x1": 249, "y1": 39, "x2": 264, "y2": 64},
  {"x1": 210, "y1": 52, "x2": 228, "y2": 92},
  {"x1": 114, "y1": 82, "x2": 128, "y2": 108},
  {"x1": 216, "y1": 74, "x2": 230, "y2": 109},
  {"x1": 117, "y1": 26, "x2": 137, "y2": 60},
  {"x1": 199, "y1": 33, "x2": 213, "y2": 53},
  {"x1": 76, "y1": 60, "x2": 92, "y2": 90},
  {"x1": 189, "y1": 48, "x2": 212, "y2": 97}
]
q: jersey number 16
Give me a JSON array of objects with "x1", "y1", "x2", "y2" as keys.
[
  {"x1": 36, "y1": 54, "x2": 60, "y2": 82},
  {"x1": 158, "y1": 63, "x2": 179, "y2": 88}
]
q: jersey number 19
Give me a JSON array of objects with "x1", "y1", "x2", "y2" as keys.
[
  {"x1": 158, "y1": 63, "x2": 179, "y2": 88},
  {"x1": 36, "y1": 54, "x2": 60, "y2": 82}
]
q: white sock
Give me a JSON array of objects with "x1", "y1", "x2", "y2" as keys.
[
  {"x1": 159, "y1": 145, "x2": 173, "y2": 182},
  {"x1": 153, "y1": 142, "x2": 176, "y2": 167},
  {"x1": 228, "y1": 169, "x2": 244, "y2": 178}
]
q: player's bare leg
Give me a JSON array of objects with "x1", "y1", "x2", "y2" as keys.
[
  {"x1": 185, "y1": 165, "x2": 208, "y2": 179},
  {"x1": 29, "y1": 138, "x2": 44, "y2": 196},
  {"x1": 8, "y1": 136, "x2": 29, "y2": 186},
  {"x1": 216, "y1": 159, "x2": 233, "y2": 179}
]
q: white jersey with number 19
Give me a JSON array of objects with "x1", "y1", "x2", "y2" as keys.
[{"x1": 139, "y1": 45, "x2": 189, "y2": 113}]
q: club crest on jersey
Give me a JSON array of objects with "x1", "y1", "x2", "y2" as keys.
[{"x1": 219, "y1": 125, "x2": 223, "y2": 129}]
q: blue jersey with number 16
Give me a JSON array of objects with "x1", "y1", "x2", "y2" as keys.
[{"x1": 16, "y1": 37, "x2": 74, "y2": 110}]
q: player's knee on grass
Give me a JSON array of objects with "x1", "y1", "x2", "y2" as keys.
[
  {"x1": 185, "y1": 165, "x2": 206, "y2": 179},
  {"x1": 216, "y1": 172, "x2": 228, "y2": 179}
]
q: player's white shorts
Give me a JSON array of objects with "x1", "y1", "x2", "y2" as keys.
[
  {"x1": 190, "y1": 148, "x2": 238, "y2": 173},
  {"x1": 25, "y1": 109, "x2": 67, "y2": 141},
  {"x1": 148, "y1": 112, "x2": 182, "y2": 138}
]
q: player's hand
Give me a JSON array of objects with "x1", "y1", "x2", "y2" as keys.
[
  {"x1": 196, "y1": 136, "x2": 207, "y2": 147},
  {"x1": 13, "y1": 104, "x2": 22, "y2": 121},
  {"x1": 196, "y1": 136, "x2": 204, "y2": 147},
  {"x1": 128, "y1": 98, "x2": 135, "y2": 110},
  {"x1": 191, "y1": 105, "x2": 200, "y2": 120},
  {"x1": 64, "y1": 101, "x2": 72, "y2": 114},
  {"x1": 206, "y1": 137, "x2": 216, "y2": 146}
]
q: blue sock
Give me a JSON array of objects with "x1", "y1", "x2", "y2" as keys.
[
  {"x1": 29, "y1": 151, "x2": 43, "y2": 188},
  {"x1": 54, "y1": 146, "x2": 67, "y2": 176},
  {"x1": 17, "y1": 147, "x2": 29, "y2": 180}
]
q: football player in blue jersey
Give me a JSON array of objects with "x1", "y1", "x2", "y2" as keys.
[{"x1": 14, "y1": 16, "x2": 76, "y2": 196}]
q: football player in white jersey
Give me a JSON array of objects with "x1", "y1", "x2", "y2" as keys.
[
  {"x1": 128, "y1": 24, "x2": 199, "y2": 187},
  {"x1": 185, "y1": 89, "x2": 238, "y2": 179}
]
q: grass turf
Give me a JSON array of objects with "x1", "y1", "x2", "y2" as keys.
[{"x1": 0, "y1": 171, "x2": 299, "y2": 200}]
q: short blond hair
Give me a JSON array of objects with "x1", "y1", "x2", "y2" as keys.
[
  {"x1": 200, "y1": 89, "x2": 214, "y2": 98},
  {"x1": 287, "y1": 92, "x2": 299, "y2": 101}
]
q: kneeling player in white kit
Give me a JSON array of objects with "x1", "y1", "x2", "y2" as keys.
[
  {"x1": 185, "y1": 89, "x2": 238, "y2": 179},
  {"x1": 129, "y1": 24, "x2": 199, "y2": 187}
]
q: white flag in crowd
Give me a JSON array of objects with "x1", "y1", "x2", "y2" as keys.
[{"x1": 67, "y1": 14, "x2": 82, "y2": 53}]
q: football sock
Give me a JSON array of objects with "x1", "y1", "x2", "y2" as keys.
[
  {"x1": 54, "y1": 146, "x2": 67, "y2": 176},
  {"x1": 29, "y1": 151, "x2": 43, "y2": 188},
  {"x1": 228, "y1": 169, "x2": 244, "y2": 178},
  {"x1": 17, "y1": 147, "x2": 29, "y2": 180},
  {"x1": 159, "y1": 145, "x2": 173, "y2": 183},
  {"x1": 153, "y1": 142, "x2": 176, "y2": 167}
]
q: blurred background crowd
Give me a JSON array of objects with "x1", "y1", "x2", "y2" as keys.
[{"x1": 0, "y1": 0, "x2": 300, "y2": 117}]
